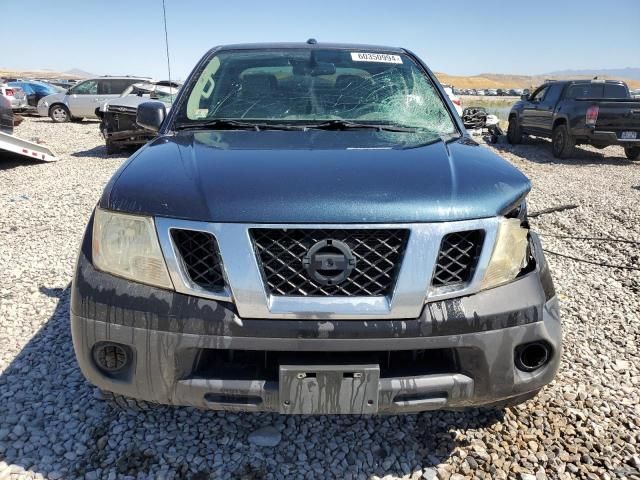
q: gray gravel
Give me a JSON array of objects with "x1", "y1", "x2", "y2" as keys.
[{"x1": 1, "y1": 117, "x2": 639, "y2": 479}]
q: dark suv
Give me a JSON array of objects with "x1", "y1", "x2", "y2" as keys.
[
  {"x1": 508, "y1": 80, "x2": 640, "y2": 159},
  {"x1": 71, "y1": 42, "x2": 561, "y2": 414}
]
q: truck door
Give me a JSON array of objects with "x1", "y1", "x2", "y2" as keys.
[
  {"x1": 66, "y1": 80, "x2": 99, "y2": 117},
  {"x1": 520, "y1": 85, "x2": 548, "y2": 131},
  {"x1": 536, "y1": 83, "x2": 564, "y2": 133}
]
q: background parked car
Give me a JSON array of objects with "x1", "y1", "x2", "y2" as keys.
[
  {"x1": 443, "y1": 86, "x2": 463, "y2": 116},
  {"x1": 96, "y1": 81, "x2": 180, "y2": 154},
  {"x1": 37, "y1": 76, "x2": 149, "y2": 123},
  {"x1": 0, "y1": 83, "x2": 28, "y2": 111},
  {"x1": 8, "y1": 81, "x2": 63, "y2": 108},
  {"x1": 0, "y1": 96, "x2": 14, "y2": 134},
  {"x1": 508, "y1": 79, "x2": 640, "y2": 159}
]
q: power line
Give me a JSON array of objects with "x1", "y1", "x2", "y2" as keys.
[
  {"x1": 543, "y1": 249, "x2": 640, "y2": 271},
  {"x1": 538, "y1": 232, "x2": 640, "y2": 245},
  {"x1": 162, "y1": 0, "x2": 173, "y2": 103}
]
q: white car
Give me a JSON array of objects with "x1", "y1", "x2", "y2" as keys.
[
  {"x1": 443, "y1": 86, "x2": 463, "y2": 116},
  {"x1": 0, "y1": 84, "x2": 28, "y2": 111},
  {"x1": 36, "y1": 76, "x2": 149, "y2": 122}
]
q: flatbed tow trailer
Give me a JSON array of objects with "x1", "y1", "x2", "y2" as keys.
[
  {"x1": 0, "y1": 94, "x2": 58, "y2": 162},
  {"x1": 0, "y1": 131, "x2": 58, "y2": 162}
]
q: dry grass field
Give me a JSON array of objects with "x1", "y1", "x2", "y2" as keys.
[{"x1": 3, "y1": 67, "x2": 639, "y2": 91}]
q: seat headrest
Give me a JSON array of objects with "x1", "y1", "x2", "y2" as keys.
[
  {"x1": 335, "y1": 75, "x2": 370, "y2": 92},
  {"x1": 240, "y1": 74, "x2": 278, "y2": 98}
]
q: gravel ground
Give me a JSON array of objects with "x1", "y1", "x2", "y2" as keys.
[{"x1": 0, "y1": 117, "x2": 639, "y2": 480}]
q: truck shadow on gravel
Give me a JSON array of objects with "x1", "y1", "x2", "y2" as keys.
[
  {"x1": 71, "y1": 145, "x2": 138, "y2": 159},
  {"x1": 70, "y1": 146, "x2": 116, "y2": 159},
  {"x1": 491, "y1": 136, "x2": 635, "y2": 166},
  {"x1": 0, "y1": 288, "x2": 504, "y2": 479}
]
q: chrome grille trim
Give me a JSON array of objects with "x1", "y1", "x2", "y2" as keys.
[
  {"x1": 250, "y1": 228, "x2": 410, "y2": 297},
  {"x1": 154, "y1": 218, "x2": 500, "y2": 320}
]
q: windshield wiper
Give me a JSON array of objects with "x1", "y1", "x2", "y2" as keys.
[
  {"x1": 303, "y1": 120, "x2": 420, "y2": 133},
  {"x1": 174, "y1": 119, "x2": 304, "y2": 131},
  {"x1": 174, "y1": 118, "x2": 435, "y2": 133}
]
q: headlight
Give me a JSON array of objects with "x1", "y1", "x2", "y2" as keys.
[
  {"x1": 92, "y1": 208, "x2": 173, "y2": 289},
  {"x1": 481, "y1": 218, "x2": 529, "y2": 290}
]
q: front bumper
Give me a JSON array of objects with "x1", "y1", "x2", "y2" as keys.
[
  {"x1": 70, "y1": 228, "x2": 561, "y2": 414},
  {"x1": 10, "y1": 98, "x2": 28, "y2": 110}
]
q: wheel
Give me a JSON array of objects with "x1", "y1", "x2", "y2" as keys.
[
  {"x1": 552, "y1": 124, "x2": 574, "y2": 159},
  {"x1": 106, "y1": 140, "x2": 120, "y2": 155},
  {"x1": 507, "y1": 116, "x2": 522, "y2": 144},
  {"x1": 49, "y1": 104, "x2": 70, "y2": 123},
  {"x1": 99, "y1": 390, "x2": 155, "y2": 412},
  {"x1": 625, "y1": 147, "x2": 640, "y2": 161}
]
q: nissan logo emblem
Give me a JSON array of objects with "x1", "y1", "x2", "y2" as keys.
[{"x1": 302, "y1": 239, "x2": 356, "y2": 286}]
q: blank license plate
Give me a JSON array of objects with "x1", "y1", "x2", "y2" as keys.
[
  {"x1": 279, "y1": 364, "x2": 379, "y2": 414},
  {"x1": 621, "y1": 131, "x2": 637, "y2": 139}
]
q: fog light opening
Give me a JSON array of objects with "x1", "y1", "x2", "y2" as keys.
[
  {"x1": 515, "y1": 341, "x2": 550, "y2": 372},
  {"x1": 92, "y1": 342, "x2": 130, "y2": 373}
]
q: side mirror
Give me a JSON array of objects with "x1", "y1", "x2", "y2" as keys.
[
  {"x1": 520, "y1": 93, "x2": 529, "y2": 101},
  {"x1": 137, "y1": 101, "x2": 166, "y2": 132}
]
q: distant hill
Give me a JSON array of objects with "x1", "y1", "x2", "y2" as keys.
[
  {"x1": 545, "y1": 68, "x2": 640, "y2": 81},
  {"x1": 0, "y1": 68, "x2": 87, "y2": 80},
  {"x1": 3, "y1": 66, "x2": 639, "y2": 90},
  {"x1": 64, "y1": 68, "x2": 94, "y2": 78},
  {"x1": 435, "y1": 71, "x2": 640, "y2": 90}
]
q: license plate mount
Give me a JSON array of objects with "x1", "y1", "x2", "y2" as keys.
[
  {"x1": 621, "y1": 131, "x2": 637, "y2": 140},
  {"x1": 279, "y1": 364, "x2": 380, "y2": 414}
]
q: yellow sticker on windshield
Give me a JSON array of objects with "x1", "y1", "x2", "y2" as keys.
[
  {"x1": 193, "y1": 109, "x2": 208, "y2": 119},
  {"x1": 350, "y1": 52, "x2": 403, "y2": 64}
]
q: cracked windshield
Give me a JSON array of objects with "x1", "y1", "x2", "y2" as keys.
[{"x1": 180, "y1": 48, "x2": 457, "y2": 135}]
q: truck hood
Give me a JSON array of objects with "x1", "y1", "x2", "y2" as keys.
[{"x1": 102, "y1": 130, "x2": 530, "y2": 223}]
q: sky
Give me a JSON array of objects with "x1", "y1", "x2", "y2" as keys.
[{"x1": 1, "y1": 0, "x2": 638, "y2": 80}]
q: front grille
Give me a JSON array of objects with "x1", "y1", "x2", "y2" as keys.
[
  {"x1": 107, "y1": 105, "x2": 137, "y2": 114},
  {"x1": 171, "y1": 229, "x2": 225, "y2": 291},
  {"x1": 432, "y1": 230, "x2": 484, "y2": 287},
  {"x1": 250, "y1": 229, "x2": 409, "y2": 297}
]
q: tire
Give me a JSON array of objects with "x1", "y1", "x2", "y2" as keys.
[
  {"x1": 552, "y1": 124, "x2": 574, "y2": 159},
  {"x1": 100, "y1": 390, "x2": 155, "y2": 412},
  {"x1": 106, "y1": 140, "x2": 120, "y2": 155},
  {"x1": 625, "y1": 147, "x2": 640, "y2": 161},
  {"x1": 507, "y1": 116, "x2": 522, "y2": 144},
  {"x1": 49, "y1": 104, "x2": 70, "y2": 123}
]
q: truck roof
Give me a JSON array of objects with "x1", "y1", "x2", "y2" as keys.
[
  {"x1": 210, "y1": 41, "x2": 405, "y2": 54},
  {"x1": 545, "y1": 79, "x2": 627, "y2": 86}
]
